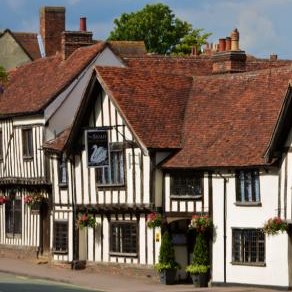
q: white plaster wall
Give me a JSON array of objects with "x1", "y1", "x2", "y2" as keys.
[{"x1": 212, "y1": 171, "x2": 290, "y2": 287}]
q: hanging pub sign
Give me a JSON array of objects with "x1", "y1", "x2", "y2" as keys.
[{"x1": 85, "y1": 129, "x2": 109, "y2": 168}]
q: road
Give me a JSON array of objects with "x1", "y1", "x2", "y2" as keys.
[{"x1": 0, "y1": 272, "x2": 101, "y2": 292}]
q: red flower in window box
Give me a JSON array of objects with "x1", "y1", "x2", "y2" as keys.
[
  {"x1": 263, "y1": 217, "x2": 288, "y2": 235},
  {"x1": 24, "y1": 194, "x2": 46, "y2": 208},
  {"x1": 189, "y1": 215, "x2": 213, "y2": 233},
  {"x1": 0, "y1": 195, "x2": 7, "y2": 205},
  {"x1": 147, "y1": 212, "x2": 162, "y2": 228}
]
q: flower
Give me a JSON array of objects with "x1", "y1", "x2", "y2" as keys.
[
  {"x1": 147, "y1": 212, "x2": 162, "y2": 228},
  {"x1": 263, "y1": 217, "x2": 288, "y2": 235},
  {"x1": 189, "y1": 215, "x2": 213, "y2": 233},
  {"x1": 76, "y1": 213, "x2": 96, "y2": 229},
  {"x1": 24, "y1": 194, "x2": 46, "y2": 207},
  {"x1": 0, "y1": 196, "x2": 7, "y2": 205}
]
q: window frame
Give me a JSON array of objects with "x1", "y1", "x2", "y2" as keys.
[
  {"x1": 5, "y1": 196, "x2": 22, "y2": 238},
  {"x1": 22, "y1": 128, "x2": 33, "y2": 159},
  {"x1": 58, "y1": 154, "x2": 68, "y2": 187},
  {"x1": 96, "y1": 143, "x2": 125, "y2": 187},
  {"x1": 232, "y1": 228, "x2": 265, "y2": 266},
  {"x1": 235, "y1": 169, "x2": 261, "y2": 205},
  {"x1": 109, "y1": 221, "x2": 138, "y2": 257},
  {"x1": 170, "y1": 171, "x2": 203, "y2": 199},
  {"x1": 53, "y1": 220, "x2": 68, "y2": 254}
]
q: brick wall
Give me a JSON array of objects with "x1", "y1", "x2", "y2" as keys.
[{"x1": 40, "y1": 7, "x2": 65, "y2": 57}]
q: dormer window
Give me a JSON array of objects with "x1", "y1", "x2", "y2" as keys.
[{"x1": 170, "y1": 172, "x2": 203, "y2": 199}]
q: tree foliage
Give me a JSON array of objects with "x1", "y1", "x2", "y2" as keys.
[{"x1": 108, "y1": 3, "x2": 210, "y2": 55}]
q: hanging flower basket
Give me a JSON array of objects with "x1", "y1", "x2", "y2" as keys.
[
  {"x1": 0, "y1": 195, "x2": 7, "y2": 205},
  {"x1": 24, "y1": 194, "x2": 46, "y2": 209},
  {"x1": 263, "y1": 217, "x2": 288, "y2": 235},
  {"x1": 189, "y1": 215, "x2": 213, "y2": 233},
  {"x1": 147, "y1": 212, "x2": 162, "y2": 228},
  {"x1": 76, "y1": 213, "x2": 96, "y2": 229}
]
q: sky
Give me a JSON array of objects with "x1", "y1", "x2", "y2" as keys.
[{"x1": 1, "y1": 0, "x2": 292, "y2": 59}]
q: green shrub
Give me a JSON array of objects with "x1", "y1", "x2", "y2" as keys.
[
  {"x1": 154, "y1": 231, "x2": 178, "y2": 271},
  {"x1": 193, "y1": 233, "x2": 209, "y2": 265},
  {"x1": 185, "y1": 264, "x2": 209, "y2": 274}
]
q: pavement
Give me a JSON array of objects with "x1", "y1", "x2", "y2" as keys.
[{"x1": 0, "y1": 257, "x2": 286, "y2": 292}]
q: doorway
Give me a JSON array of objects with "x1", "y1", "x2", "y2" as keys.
[{"x1": 40, "y1": 201, "x2": 50, "y2": 254}]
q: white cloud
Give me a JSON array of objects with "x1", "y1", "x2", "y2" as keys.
[{"x1": 66, "y1": 0, "x2": 81, "y2": 5}]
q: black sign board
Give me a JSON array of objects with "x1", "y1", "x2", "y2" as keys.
[{"x1": 85, "y1": 130, "x2": 109, "y2": 167}]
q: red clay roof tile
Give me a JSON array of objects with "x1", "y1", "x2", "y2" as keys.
[
  {"x1": 0, "y1": 42, "x2": 106, "y2": 117},
  {"x1": 95, "y1": 66, "x2": 193, "y2": 149}
]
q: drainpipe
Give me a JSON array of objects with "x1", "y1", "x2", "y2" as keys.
[{"x1": 71, "y1": 155, "x2": 78, "y2": 267}]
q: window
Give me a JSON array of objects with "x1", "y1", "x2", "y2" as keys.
[
  {"x1": 232, "y1": 229, "x2": 265, "y2": 265},
  {"x1": 110, "y1": 222, "x2": 137, "y2": 255},
  {"x1": 96, "y1": 144, "x2": 124, "y2": 186},
  {"x1": 170, "y1": 172, "x2": 203, "y2": 198},
  {"x1": 22, "y1": 128, "x2": 33, "y2": 158},
  {"x1": 0, "y1": 129, "x2": 3, "y2": 160},
  {"x1": 236, "y1": 170, "x2": 260, "y2": 203},
  {"x1": 5, "y1": 197, "x2": 22, "y2": 236},
  {"x1": 58, "y1": 155, "x2": 67, "y2": 185},
  {"x1": 54, "y1": 221, "x2": 68, "y2": 253}
]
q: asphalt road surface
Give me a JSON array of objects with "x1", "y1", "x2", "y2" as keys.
[{"x1": 0, "y1": 272, "x2": 101, "y2": 292}]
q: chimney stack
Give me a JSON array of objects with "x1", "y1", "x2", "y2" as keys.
[
  {"x1": 61, "y1": 18, "x2": 93, "y2": 60},
  {"x1": 80, "y1": 17, "x2": 87, "y2": 32},
  {"x1": 212, "y1": 28, "x2": 246, "y2": 74},
  {"x1": 40, "y1": 6, "x2": 65, "y2": 57}
]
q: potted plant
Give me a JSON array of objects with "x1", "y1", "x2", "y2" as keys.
[
  {"x1": 263, "y1": 217, "x2": 288, "y2": 235},
  {"x1": 147, "y1": 212, "x2": 162, "y2": 228},
  {"x1": 155, "y1": 231, "x2": 178, "y2": 285},
  {"x1": 186, "y1": 232, "x2": 210, "y2": 287}
]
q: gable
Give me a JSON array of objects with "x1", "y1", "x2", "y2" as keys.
[{"x1": 0, "y1": 31, "x2": 32, "y2": 70}]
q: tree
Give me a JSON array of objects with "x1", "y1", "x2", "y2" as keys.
[{"x1": 108, "y1": 3, "x2": 210, "y2": 55}]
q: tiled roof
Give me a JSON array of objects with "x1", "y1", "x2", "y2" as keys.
[
  {"x1": 125, "y1": 55, "x2": 213, "y2": 76},
  {"x1": 0, "y1": 42, "x2": 106, "y2": 117},
  {"x1": 95, "y1": 66, "x2": 193, "y2": 149},
  {"x1": 163, "y1": 66, "x2": 292, "y2": 168},
  {"x1": 13, "y1": 32, "x2": 41, "y2": 60},
  {"x1": 108, "y1": 41, "x2": 146, "y2": 57},
  {"x1": 43, "y1": 127, "x2": 71, "y2": 153}
]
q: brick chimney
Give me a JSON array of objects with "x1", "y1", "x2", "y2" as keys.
[
  {"x1": 212, "y1": 28, "x2": 246, "y2": 74},
  {"x1": 40, "y1": 6, "x2": 65, "y2": 57},
  {"x1": 61, "y1": 17, "x2": 93, "y2": 60}
]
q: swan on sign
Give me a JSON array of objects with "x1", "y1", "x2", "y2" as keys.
[{"x1": 90, "y1": 145, "x2": 107, "y2": 165}]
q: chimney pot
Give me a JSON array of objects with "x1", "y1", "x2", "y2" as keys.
[
  {"x1": 270, "y1": 54, "x2": 278, "y2": 61},
  {"x1": 219, "y1": 38, "x2": 226, "y2": 52},
  {"x1": 231, "y1": 28, "x2": 240, "y2": 51},
  {"x1": 225, "y1": 37, "x2": 231, "y2": 51},
  {"x1": 80, "y1": 17, "x2": 87, "y2": 32}
]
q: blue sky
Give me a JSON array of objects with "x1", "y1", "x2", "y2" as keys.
[{"x1": 1, "y1": 0, "x2": 292, "y2": 59}]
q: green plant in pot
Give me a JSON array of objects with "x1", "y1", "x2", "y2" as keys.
[
  {"x1": 186, "y1": 232, "x2": 210, "y2": 287},
  {"x1": 155, "y1": 231, "x2": 179, "y2": 285}
]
